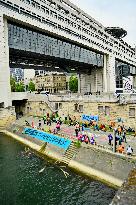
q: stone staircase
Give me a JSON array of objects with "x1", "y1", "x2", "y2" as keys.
[
  {"x1": 0, "y1": 107, "x2": 16, "y2": 132},
  {"x1": 27, "y1": 94, "x2": 58, "y2": 113},
  {"x1": 61, "y1": 142, "x2": 78, "y2": 165},
  {"x1": 39, "y1": 142, "x2": 48, "y2": 153},
  {"x1": 0, "y1": 125, "x2": 5, "y2": 132},
  {"x1": 0, "y1": 114, "x2": 9, "y2": 131}
]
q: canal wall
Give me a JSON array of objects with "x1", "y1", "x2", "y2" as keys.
[
  {"x1": 1, "y1": 128, "x2": 136, "y2": 188},
  {"x1": 110, "y1": 168, "x2": 136, "y2": 205}
]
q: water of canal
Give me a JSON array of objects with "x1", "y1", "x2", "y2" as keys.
[{"x1": 0, "y1": 134, "x2": 116, "y2": 205}]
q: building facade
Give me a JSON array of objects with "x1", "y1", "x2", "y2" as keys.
[
  {"x1": 34, "y1": 73, "x2": 66, "y2": 93},
  {"x1": 10, "y1": 67, "x2": 24, "y2": 82},
  {"x1": 0, "y1": 0, "x2": 136, "y2": 107}
]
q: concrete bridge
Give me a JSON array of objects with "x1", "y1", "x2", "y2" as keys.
[{"x1": 0, "y1": 0, "x2": 136, "y2": 108}]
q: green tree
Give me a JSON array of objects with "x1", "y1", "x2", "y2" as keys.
[
  {"x1": 10, "y1": 76, "x2": 16, "y2": 92},
  {"x1": 69, "y1": 75, "x2": 78, "y2": 92},
  {"x1": 28, "y1": 80, "x2": 35, "y2": 92},
  {"x1": 15, "y1": 81, "x2": 25, "y2": 92}
]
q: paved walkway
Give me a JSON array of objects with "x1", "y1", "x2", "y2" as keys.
[{"x1": 15, "y1": 116, "x2": 136, "y2": 154}]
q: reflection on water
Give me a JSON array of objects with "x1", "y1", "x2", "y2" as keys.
[{"x1": 0, "y1": 134, "x2": 116, "y2": 205}]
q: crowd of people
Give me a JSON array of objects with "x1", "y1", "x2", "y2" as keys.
[{"x1": 24, "y1": 112, "x2": 134, "y2": 156}]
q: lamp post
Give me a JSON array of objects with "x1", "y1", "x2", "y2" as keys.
[{"x1": 113, "y1": 129, "x2": 116, "y2": 153}]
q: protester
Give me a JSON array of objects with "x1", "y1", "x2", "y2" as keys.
[
  {"x1": 38, "y1": 119, "x2": 42, "y2": 129},
  {"x1": 75, "y1": 122, "x2": 80, "y2": 137},
  {"x1": 117, "y1": 125, "x2": 122, "y2": 136},
  {"x1": 118, "y1": 136, "x2": 123, "y2": 146},
  {"x1": 108, "y1": 134, "x2": 113, "y2": 145},
  {"x1": 32, "y1": 120, "x2": 34, "y2": 128},
  {"x1": 126, "y1": 145, "x2": 133, "y2": 155},
  {"x1": 56, "y1": 121, "x2": 60, "y2": 131},
  {"x1": 81, "y1": 134, "x2": 85, "y2": 142},
  {"x1": 47, "y1": 116, "x2": 51, "y2": 126},
  {"x1": 117, "y1": 145, "x2": 125, "y2": 154},
  {"x1": 53, "y1": 128, "x2": 58, "y2": 134},
  {"x1": 25, "y1": 120, "x2": 30, "y2": 126},
  {"x1": 43, "y1": 115, "x2": 46, "y2": 124},
  {"x1": 81, "y1": 124, "x2": 85, "y2": 131},
  {"x1": 85, "y1": 136, "x2": 89, "y2": 144},
  {"x1": 90, "y1": 136, "x2": 95, "y2": 145},
  {"x1": 59, "y1": 117, "x2": 62, "y2": 125},
  {"x1": 122, "y1": 128, "x2": 127, "y2": 143},
  {"x1": 94, "y1": 123, "x2": 99, "y2": 131}
]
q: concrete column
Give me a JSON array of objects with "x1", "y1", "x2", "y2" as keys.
[
  {"x1": 79, "y1": 74, "x2": 90, "y2": 94},
  {"x1": 95, "y1": 69, "x2": 98, "y2": 92},
  {"x1": 0, "y1": 15, "x2": 11, "y2": 107},
  {"x1": 105, "y1": 54, "x2": 116, "y2": 93},
  {"x1": 103, "y1": 54, "x2": 108, "y2": 92},
  {"x1": 78, "y1": 74, "x2": 85, "y2": 94},
  {"x1": 78, "y1": 73, "x2": 81, "y2": 93}
]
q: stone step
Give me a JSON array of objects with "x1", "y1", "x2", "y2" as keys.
[
  {"x1": 62, "y1": 160, "x2": 70, "y2": 164},
  {"x1": 65, "y1": 152, "x2": 75, "y2": 157}
]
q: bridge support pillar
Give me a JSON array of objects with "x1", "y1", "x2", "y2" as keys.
[
  {"x1": 78, "y1": 68, "x2": 103, "y2": 94},
  {"x1": 0, "y1": 15, "x2": 11, "y2": 107},
  {"x1": 103, "y1": 54, "x2": 116, "y2": 93}
]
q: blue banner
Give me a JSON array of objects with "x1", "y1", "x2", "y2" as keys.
[
  {"x1": 82, "y1": 114, "x2": 99, "y2": 122},
  {"x1": 23, "y1": 128, "x2": 71, "y2": 150}
]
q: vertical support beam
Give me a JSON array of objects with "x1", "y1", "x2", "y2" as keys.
[
  {"x1": 78, "y1": 73, "x2": 81, "y2": 94},
  {"x1": 95, "y1": 69, "x2": 98, "y2": 92},
  {"x1": 107, "y1": 54, "x2": 116, "y2": 93},
  {"x1": 103, "y1": 54, "x2": 108, "y2": 92},
  {"x1": 103, "y1": 54, "x2": 116, "y2": 93},
  {"x1": 0, "y1": 15, "x2": 11, "y2": 107},
  {"x1": 79, "y1": 74, "x2": 85, "y2": 94}
]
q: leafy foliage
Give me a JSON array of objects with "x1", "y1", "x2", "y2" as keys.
[
  {"x1": 10, "y1": 76, "x2": 25, "y2": 92},
  {"x1": 10, "y1": 77, "x2": 16, "y2": 92},
  {"x1": 69, "y1": 75, "x2": 78, "y2": 92},
  {"x1": 28, "y1": 80, "x2": 35, "y2": 91},
  {"x1": 15, "y1": 82, "x2": 25, "y2": 92},
  {"x1": 74, "y1": 140, "x2": 81, "y2": 148}
]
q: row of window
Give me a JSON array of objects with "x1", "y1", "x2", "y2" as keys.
[
  {"x1": 21, "y1": 0, "x2": 135, "y2": 57},
  {"x1": 8, "y1": 24, "x2": 104, "y2": 66},
  {"x1": 37, "y1": 83, "x2": 66, "y2": 87},
  {"x1": 98, "y1": 106, "x2": 136, "y2": 119},
  {"x1": 1, "y1": 0, "x2": 135, "y2": 61},
  {"x1": 35, "y1": 76, "x2": 66, "y2": 81},
  {"x1": 21, "y1": 0, "x2": 100, "y2": 31},
  {"x1": 73, "y1": 104, "x2": 136, "y2": 119}
]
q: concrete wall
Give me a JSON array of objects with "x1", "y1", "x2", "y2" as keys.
[
  {"x1": 24, "y1": 100, "x2": 136, "y2": 128},
  {"x1": 111, "y1": 168, "x2": 136, "y2": 205},
  {"x1": 0, "y1": 0, "x2": 136, "y2": 107},
  {"x1": 73, "y1": 146, "x2": 135, "y2": 183},
  {"x1": 24, "y1": 101, "x2": 52, "y2": 117},
  {"x1": 0, "y1": 106, "x2": 16, "y2": 128},
  {"x1": 0, "y1": 16, "x2": 11, "y2": 107}
]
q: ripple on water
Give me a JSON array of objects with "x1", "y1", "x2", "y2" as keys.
[{"x1": 0, "y1": 134, "x2": 116, "y2": 205}]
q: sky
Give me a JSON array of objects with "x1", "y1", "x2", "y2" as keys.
[{"x1": 70, "y1": 0, "x2": 136, "y2": 47}]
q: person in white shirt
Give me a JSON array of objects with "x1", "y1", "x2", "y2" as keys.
[{"x1": 127, "y1": 145, "x2": 133, "y2": 155}]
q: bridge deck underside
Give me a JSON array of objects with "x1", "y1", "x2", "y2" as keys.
[
  {"x1": 8, "y1": 22, "x2": 103, "y2": 73},
  {"x1": 9, "y1": 48, "x2": 100, "y2": 74}
]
